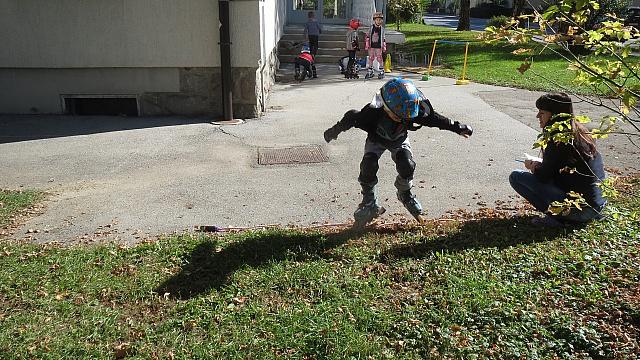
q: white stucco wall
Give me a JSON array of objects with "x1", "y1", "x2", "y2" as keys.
[
  {"x1": 231, "y1": 0, "x2": 262, "y2": 67},
  {"x1": 0, "y1": 0, "x2": 261, "y2": 68},
  {"x1": 259, "y1": 0, "x2": 287, "y2": 62}
]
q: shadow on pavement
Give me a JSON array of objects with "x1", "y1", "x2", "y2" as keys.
[{"x1": 0, "y1": 115, "x2": 209, "y2": 144}]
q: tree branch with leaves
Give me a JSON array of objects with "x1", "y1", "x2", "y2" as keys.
[{"x1": 481, "y1": 0, "x2": 640, "y2": 216}]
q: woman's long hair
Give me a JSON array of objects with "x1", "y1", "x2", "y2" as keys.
[{"x1": 536, "y1": 93, "x2": 597, "y2": 159}]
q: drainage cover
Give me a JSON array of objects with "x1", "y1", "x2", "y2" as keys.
[{"x1": 258, "y1": 145, "x2": 328, "y2": 165}]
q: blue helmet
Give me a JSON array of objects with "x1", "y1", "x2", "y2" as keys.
[
  {"x1": 301, "y1": 43, "x2": 311, "y2": 53},
  {"x1": 380, "y1": 78, "x2": 423, "y2": 120}
]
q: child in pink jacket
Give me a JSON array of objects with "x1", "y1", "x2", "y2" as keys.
[{"x1": 364, "y1": 12, "x2": 386, "y2": 79}]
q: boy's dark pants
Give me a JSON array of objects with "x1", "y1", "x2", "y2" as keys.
[
  {"x1": 294, "y1": 57, "x2": 317, "y2": 80},
  {"x1": 308, "y1": 35, "x2": 319, "y2": 56},
  {"x1": 358, "y1": 138, "x2": 415, "y2": 193}
]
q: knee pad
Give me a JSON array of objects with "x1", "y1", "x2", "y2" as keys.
[
  {"x1": 358, "y1": 152, "x2": 380, "y2": 185},
  {"x1": 395, "y1": 149, "x2": 416, "y2": 180}
]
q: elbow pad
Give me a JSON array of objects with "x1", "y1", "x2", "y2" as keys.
[{"x1": 341, "y1": 109, "x2": 359, "y2": 128}]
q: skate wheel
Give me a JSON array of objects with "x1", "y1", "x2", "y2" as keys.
[{"x1": 414, "y1": 215, "x2": 426, "y2": 225}]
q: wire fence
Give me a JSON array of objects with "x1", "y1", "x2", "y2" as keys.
[
  {"x1": 394, "y1": 40, "x2": 469, "y2": 68},
  {"x1": 394, "y1": 52, "x2": 440, "y2": 68}
]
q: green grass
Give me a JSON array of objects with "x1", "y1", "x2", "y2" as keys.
[
  {"x1": 396, "y1": 23, "x2": 594, "y2": 94},
  {"x1": 1, "y1": 179, "x2": 639, "y2": 358},
  {"x1": 0, "y1": 189, "x2": 43, "y2": 228}
]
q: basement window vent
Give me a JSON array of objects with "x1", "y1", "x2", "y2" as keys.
[{"x1": 62, "y1": 95, "x2": 139, "y2": 116}]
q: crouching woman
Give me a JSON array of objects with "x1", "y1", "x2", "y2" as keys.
[{"x1": 509, "y1": 93, "x2": 607, "y2": 226}]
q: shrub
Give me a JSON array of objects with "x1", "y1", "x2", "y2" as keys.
[
  {"x1": 487, "y1": 15, "x2": 511, "y2": 28},
  {"x1": 388, "y1": 0, "x2": 422, "y2": 30}
]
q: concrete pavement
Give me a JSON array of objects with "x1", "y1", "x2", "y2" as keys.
[
  {"x1": 421, "y1": 14, "x2": 540, "y2": 31},
  {"x1": 422, "y1": 14, "x2": 489, "y2": 31},
  {"x1": 1, "y1": 65, "x2": 637, "y2": 244}
]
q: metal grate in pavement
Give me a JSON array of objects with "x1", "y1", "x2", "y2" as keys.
[{"x1": 257, "y1": 145, "x2": 328, "y2": 165}]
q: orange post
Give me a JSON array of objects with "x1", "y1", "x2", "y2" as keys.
[
  {"x1": 427, "y1": 40, "x2": 438, "y2": 76},
  {"x1": 455, "y1": 42, "x2": 470, "y2": 85}
]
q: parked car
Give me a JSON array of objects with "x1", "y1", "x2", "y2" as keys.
[
  {"x1": 470, "y1": 3, "x2": 511, "y2": 19},
  {"x1": 624, "y1": 7, "x2": 640, "y2": 29}
]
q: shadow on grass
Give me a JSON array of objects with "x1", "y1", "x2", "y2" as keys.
[
  {"x1": 155, "y1": 229, "x2": 356, "y2": 299},
  {"x1": 156, "y1": 216, "x2": 575, "y2": 299},
  {"x1": 381, "y1": 216, "x2": 573, "y2": 262}
]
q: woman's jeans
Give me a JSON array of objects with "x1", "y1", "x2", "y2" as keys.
[{"x1": 509, "y1": 170, "x2": 603, "y2": 223}]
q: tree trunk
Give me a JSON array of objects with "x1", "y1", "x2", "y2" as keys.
[
  {"x1": 457, "y1": 0, "x2": 471, "y2": 31},
  {"x1": 512, "y1": 0, "x2": 526, "y2": 18}
]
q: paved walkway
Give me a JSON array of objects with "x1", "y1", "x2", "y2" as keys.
[
  {"x1": 422, "y1": 14, "x2": 489, "y2": 31},
  {"x1": 422, "y1": 14, "x2": 539, "y2": 31},
  {"x1": 1, "y1": 65, "x2": 637, "y2": 244}
]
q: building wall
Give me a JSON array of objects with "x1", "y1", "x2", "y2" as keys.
[
  {"x1": 0, "y1": 67, "x2": 180, "y2": 114},
  {"x1": 0, "y1": 0, "x2": 269, "y2": 117},
  {"x1": 0, "y1": 0, "x2": 261, "y2": 68},
  {"x1": 254, "y1": 0, "x2": 287, "y2": 113},
  {"x1": 261, "y1": 0, "x2": 287, "y2": 57}
]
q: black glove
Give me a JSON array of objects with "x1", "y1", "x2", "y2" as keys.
[
  {"x1": 324, "y1": 127, "x2": 340, "y2": 143},
  {"x1": 457, "y1": 123, "x2": 473, "y2": 137}
]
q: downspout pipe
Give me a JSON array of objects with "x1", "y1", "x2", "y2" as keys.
[{"x1": 219, "y1": 0, "x2": 233, "y2": 120}]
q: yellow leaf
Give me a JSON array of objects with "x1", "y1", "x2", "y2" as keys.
[
  {"x1": 620, "y1": 104, "x2": 630, "y2": 115},
  {"x1": 512, "y1": 48, "x2": 533, "y2": 55}
]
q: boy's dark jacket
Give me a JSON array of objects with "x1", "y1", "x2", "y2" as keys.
[{"x1": 324, "y1": 99, "x2": 472, "y2": 147}]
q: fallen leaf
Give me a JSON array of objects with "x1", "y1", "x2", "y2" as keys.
[
  {"x1": 517, "y1": 62, "x2": 531, "y2": 74},
  {"x1": 114, "y1": 342, "x2": 133, "y2": 359}
]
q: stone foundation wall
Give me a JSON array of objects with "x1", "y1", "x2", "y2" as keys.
[
  {"x1": 140, "y1": 68, "x2": 222, "y2": 117},
  {"x1": 141, "y1": 52, "x2": 278, "y2": 119}
]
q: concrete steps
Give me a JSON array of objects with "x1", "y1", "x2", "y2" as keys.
[
  {"x1": 281, "y1": 46, "x2": 367, "y2": 57},
  {"x1": 278, "y1": 24, "x2": 405, "y2": 64},
  {"x1": 278, "y1": 25, "x2": 366, "y2": 64},
  {"x1": 280, "y1": 54, "x2": 365, "y2": 64}
]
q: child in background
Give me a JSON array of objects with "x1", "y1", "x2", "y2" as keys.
[
  {"x1": 365, "y1": 12, "x2": 386, "y2": 80},
  {"x1": 345, "y1": 18, "x2": 361, "y2": 79},
  {"x1": 304, "y1": 11, "x2": 322, "y2": 59},
  {"x1": 294, "y1": 44, "x2": 316, "y2": 82},
  {"x1": 323, "y1": 78, "x2": 473, "y2": 227}
]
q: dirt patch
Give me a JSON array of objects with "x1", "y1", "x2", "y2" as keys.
[{"x1": 0, "y1": 192, "x2": 48, "y2": 241}]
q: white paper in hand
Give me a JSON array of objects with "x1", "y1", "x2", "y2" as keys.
[{"x1": 524, "y1": 153, "x2": 543, "y2": 163}]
